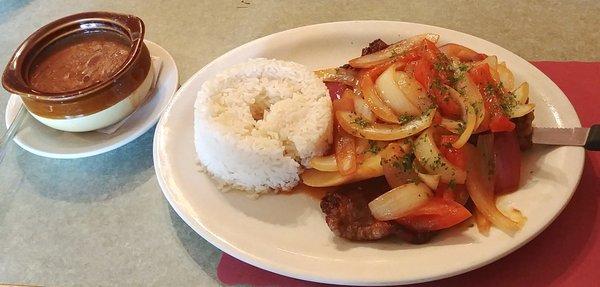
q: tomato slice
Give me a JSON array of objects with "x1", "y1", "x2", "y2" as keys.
[
  {"x1": 362, "y1": 47, "x2": 422, "y2": 82},
  {"x1": 413, "y1": 58, "x2": 434, "y2": 89},
  {"x1": 468, "y1": 64, "x2": 515, "y2": 132},
  {"x1": 362, "y1": 60, "x2": 395, "y2": 81},
  {"x1": 453, "y1": 184, "x2": 469, "y2": 205},
  {"x1": 331, "y1": 88, "x2": 355, "y2": 112},
  {"x1": 438, "y1": 135, "x2": 467, "y2": 170},
  {"x1": 325, "y1": 82, "x2": 348, "y2": 101},
  {"x1": 468, "y1": 63, "x2": 495, "y2": 85},
  {"x1": 420, "y1": 39, "x2": 440, "y2": 62},
  {"x1": 432, "y1": 110, "x2": 443, "y2": 125},
  {"x1": 434, "y1": 182, "x2": 455, "y2": 201},
  {"x1": 439, "y1": 43, "x2": 487, "y2": 62},
  {"x1": 409, "y1": 39, "x2": 441, "y2": 87},
  {"x1": 397, "y1": 197, "x2": 472, "y2": 231},
  {"x1": 489, "y1": 116, "x2": 515, "y2": 133},
  {"x1": 410, "y1": 41, "x2": 462, "y2": 119},
  {"x1": 434, "y1": 182, "x2": 469, "y2": 205},
  {"x1": 493, "y1": 131, "x2": 522, "y2": 194},
  {"x1": 404, "y1": 60, "x2": 417, "y2": 75},
  {"x1": 431, "y1": 86, "x2": 462, "y2": 119},
  {"x1": 464, "y1": 143, "x2": 522, "y2": 233}
]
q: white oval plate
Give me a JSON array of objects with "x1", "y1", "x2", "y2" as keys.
[
  {"x1": 4, "y1": 40, "x2": 178, "y2": 159},
  {"x1": 153, "y1": 21, "x2": 584, "y2": 285}
]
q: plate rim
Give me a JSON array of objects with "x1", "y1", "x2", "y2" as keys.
[
  {"x1": 153, "y1": 20, "x2": 585, "y2": 285},
  {"x1": 4, "y1": 40, "x2": 179, "y2": 159}
]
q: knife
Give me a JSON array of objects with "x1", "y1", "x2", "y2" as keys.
[{"x1": 532, "y1": 125, "x2": 600, "y2": 151}]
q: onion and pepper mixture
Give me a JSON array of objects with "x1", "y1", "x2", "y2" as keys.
[{"x1": 302, "y1": 34, "x2": 535, "y2": 242}]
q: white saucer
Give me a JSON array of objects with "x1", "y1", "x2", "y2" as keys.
[{"x1": 4, "y1": 40, "x2": 178, "y2": 159}]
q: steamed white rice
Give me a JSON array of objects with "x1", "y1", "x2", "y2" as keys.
[{"x1": 194, "y1": 58, "x2": 332, "y2": 194}]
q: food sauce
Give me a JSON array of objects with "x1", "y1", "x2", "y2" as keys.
[
  {"x1": 291, "y1": 178, "x2": 387, "y2": 201},
  {"x1": 290, "y1": 183, "x2": 337, "y2": 200},
  {"x1": 28, "y1": 31, "x2": 131, "y2": 93}
]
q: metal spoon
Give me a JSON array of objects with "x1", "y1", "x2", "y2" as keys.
[{"x1": 0, "y1": 104, "x2": 27, "y2": 163}]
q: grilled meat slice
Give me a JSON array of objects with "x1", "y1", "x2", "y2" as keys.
[
  {"x1": 320, "y1": 178, "x2": 397, "y2": 241},
  {"x1": 395, "y1": 226, "x2": 437, "y2": 244},
  {"x1": 361, "y1": 39, "x2": 389, "y2": 56},
  {"x1": 512, "y1": 111, "x2": 535, "y2": 150}
]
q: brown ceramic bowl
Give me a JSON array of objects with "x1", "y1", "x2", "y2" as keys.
[{"x1": 2, "y1": 11, "x2": 154, "y2": 132}]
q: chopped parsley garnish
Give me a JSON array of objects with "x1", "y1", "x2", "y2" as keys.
[
  {"x1": 352, "y1": 116, "x2": 370, "y2": 128},
  {"x1": 430, "y1": 78, "x2": 448, "y2": 92},
  {"x1": 443, "y1": 141, "x2": 453, "y2": 148},
  {"x1": 500, "y1": 93, "x2": 518, "y2": 115},
  {"x1": 367, "y1": 140, "x2": 382, "y2": 154},
  {"x1": 457, "y1": 121, "x2": 466, "y2": 134},
  {"x1": 430, "y1": 78, "x2": 441, "y2": 89},
  {"x1": 448, "y1": 179, "x2": 457, "y2": 190},
  {"x1": 433, "y1": 54, "x2": 452, "y2": 72},
  {"x1": 484, "y1": 83, "x2": 496, "y2": 95},
  {"x1": 419, "y1": 153, "x2": 443, "y2": 171},
  {"x1": 402, "y1": 153, "x2": 415, "y2": 171},
  {"x1": 398, "y1": 114, "x2": 415, "y2": 124},
  {"x1": 484, "y1": 82, "x2": 505, "y2": 97},
  {"x1": 334, "y1": 67, "x2": 344, "y2": 74},
  {"x1": 470, "y1": 101, "x2": 481, "y2": 115},
  {"x1": 433, "y1": 156, "x2": 443, "y2": 168},
  {"x1": 392, "y1": 153, "x2": 415, "y2": 172},
  {"x1": 433, "y1": 61, "x2": 447, "y2": 72},
  {"x1": 449, "y1": 63, "x2": 469, "y2": 86},
  {"x1": 448, "y1": 75, "x2": 460, "y2": 86}
]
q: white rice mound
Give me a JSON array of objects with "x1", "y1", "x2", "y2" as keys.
[{"x1": 194, "y1": 58, "x2": 333, "y2": 194}]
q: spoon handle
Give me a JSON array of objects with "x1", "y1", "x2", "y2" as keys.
[{"x1": 0, "y1": 105, "x2": 27, "y2": 163}]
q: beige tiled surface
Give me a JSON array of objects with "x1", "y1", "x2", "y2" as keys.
[{"x1": 0, "y1": 1, "x2": 598, "y2": 286}]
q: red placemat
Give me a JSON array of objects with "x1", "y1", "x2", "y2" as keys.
[{"x1": 217, "y1": 62, "x2": 600, "y2": 287}]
